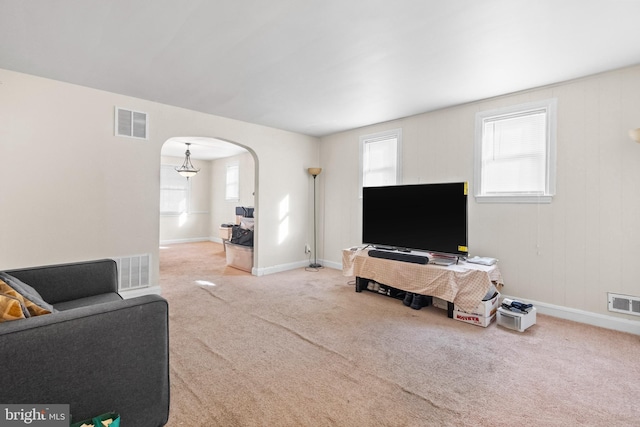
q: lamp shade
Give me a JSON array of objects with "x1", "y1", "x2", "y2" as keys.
[
  {"x1": 629, "y1": 128, "x2": 640, "y2": 143},
  {"x1": 177, "y1": 169, "x2": 199, "y2": 178},
  {"x1": 175, "y1": 143, "x2": 200, "y2": 179},
  {"x1": 308, "y1": 167, "x2": 322, "y2": 176}
]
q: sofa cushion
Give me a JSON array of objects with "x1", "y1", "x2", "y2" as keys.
[
  {"x1": 53, "y1": 292, "x2": 123, "y2": 311},
  {"x1": 0, "y1": 272, "x2": 57, "y2": 315},
  {"x1": 0, "y1": 293, "x2": 29, "y2": 322},
  {"x1": 0, "y1": 277, "x2": 53, "y2": 317}
]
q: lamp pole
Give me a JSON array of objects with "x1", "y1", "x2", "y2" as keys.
[{"x1": 308, "y1": 168, "x2": 322, "y2": 268}]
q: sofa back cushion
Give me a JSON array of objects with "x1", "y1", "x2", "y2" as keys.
[{"x1": 4, "y1": 259, "x2": 118, "y2": 305}]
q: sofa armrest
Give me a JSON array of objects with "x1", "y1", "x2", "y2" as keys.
[
  {"x1": 5, "y1": 259, "x2": 118, "y2": 304},
  {"x1": 0, "y1": 294, "x2": 169, "y2": 427}
]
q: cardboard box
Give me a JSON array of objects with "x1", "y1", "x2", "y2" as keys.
[
  {"x1": 454, "y1": 291, "x2": 500, "y2": 317},
  {"x1": 492, "y1": 281, "x2": 504, "y2": 293},
  {"x1": 219, "y1": 226, "x2": 232, "y2": 240},
  {"x1": 453, "y1": 310, "x2": 496, "y2": 327},
  {"x1": 497, "y1": 306, "x2": 537, "y2": 332}
]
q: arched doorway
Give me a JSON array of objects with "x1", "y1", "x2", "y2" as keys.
[{"x1": 159, "y1": 136, "x2": 259, "y2": 273}]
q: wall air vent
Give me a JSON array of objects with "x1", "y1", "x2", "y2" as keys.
[
  {"x1": 113, "y1": 254, "x2": 151, "y2": 291},
  {"x1": 115, "y1": 107, "x2": 148, "y2": 139},
  {"x1": 607, "y1": 293, "x2": 640, "y2": 316}
]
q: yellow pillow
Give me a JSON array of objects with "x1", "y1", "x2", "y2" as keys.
[
  {"x1": 0, "y1": 293, "x2": 28, "y2": 322},
  {"x1": 0, "y1": 279, "x2": 52, "y2": 317}
]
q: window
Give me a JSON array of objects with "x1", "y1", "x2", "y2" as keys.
[
  {"x1": 160, "y1": 164, "x2": 190, "y2": 214},
  {"x1": 474, "y1": 99, "x2": 557, "y2": 203},
  {"x1": 359, "y1": 128, "x2": 402, "y2": 196},
  {"x1": 225, "y1": 164, "x2": 239, "y2": 201}
]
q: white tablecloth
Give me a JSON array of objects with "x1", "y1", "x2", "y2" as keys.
[{"x1": 342, "y1": 248, "x2": 503, "y2": 313}]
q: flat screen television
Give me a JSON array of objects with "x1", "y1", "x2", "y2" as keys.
[{"x1": 362, "y1": 182, "x2": 468, "y2": 256}]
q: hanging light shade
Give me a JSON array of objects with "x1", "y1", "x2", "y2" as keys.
[{"x1": 175, "y1": 143, "x2": 200, "y2": 179}]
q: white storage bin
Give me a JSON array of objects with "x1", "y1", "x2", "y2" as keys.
[{"x1": 225, "y1": 242, "x2": 254, "y2": 273}]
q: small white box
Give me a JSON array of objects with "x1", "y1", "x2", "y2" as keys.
[
  {"x1": 455, "y1": 292, "x2": 500, "y2": 317},
  {"x1": 497, "y1": 306, "x2": 537, "y2": 332},
  {"x1": 453, "y1": 310, "x2": 496, "y2": 327},
  {"x1": 432, "y1": 296, "x2": 449, "y2": 310}
]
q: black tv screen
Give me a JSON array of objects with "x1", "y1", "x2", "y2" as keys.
[{"x1": 362, "y1": 182, "x2": 468, "y2": 256}]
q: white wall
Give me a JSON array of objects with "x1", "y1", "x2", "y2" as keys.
[
  {"x1": 320, "y1": 65, "x2": 640, "y2": 324},
  {"x1": 0, "y1": 68, "x2": 319, "y2": 283}
]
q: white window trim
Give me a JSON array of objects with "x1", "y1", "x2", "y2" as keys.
[
  {"x1": 359, "y1": 128, "x2": 403, "y2": 198},
  {"x1": 474, "y1": 99, "x2": 557, "y2": 204}
]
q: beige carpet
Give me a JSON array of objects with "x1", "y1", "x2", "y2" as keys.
[{"x1": 160, "y1": 242, "x2": 639, "y2": 427}]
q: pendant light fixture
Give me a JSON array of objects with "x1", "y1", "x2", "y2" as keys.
[{"x1": 175, "y1": 142, "x2": 200, "y2": 179}]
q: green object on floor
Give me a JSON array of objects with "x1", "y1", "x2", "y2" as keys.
[{"x1": 70, "y1": 412, "x2": 120, "y2": 427}]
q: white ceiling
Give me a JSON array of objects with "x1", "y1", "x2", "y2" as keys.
[
  {"x1": 162, "y1": 137, "x2": 247, "y2": 161},
  {"x1": 1, "y1": 0, "x2": 640, "y2": 141}
]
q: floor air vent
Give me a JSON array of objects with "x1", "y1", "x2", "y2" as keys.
[
  {"x1": 113, "y1": 254, "x2": 150, "y2": 291},
  {"x1": 608, "y1": 293, "x2": 640, "y2": 316}
]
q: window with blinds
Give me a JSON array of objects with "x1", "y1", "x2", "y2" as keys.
[
  {"x1": 359, "y1": 128, "x2": 402, "y2": 197},
  {"x1": 474, "y1": 99, "x2": 557, "y2": 203},
  {"x1": 160, "y1": 164, "x2": 190, "y2": 214},
  {"x1": 226, "y1": 164, "x2": 240, "y2": 201}
]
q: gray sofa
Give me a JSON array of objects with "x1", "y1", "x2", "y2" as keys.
[{"x1": 0, "y1": 259, "x2": 169, "y2": 426}]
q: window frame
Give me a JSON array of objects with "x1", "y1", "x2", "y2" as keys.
[
  {"x1": 474, "y1": 99, "x2": 557, "y2": 203},
  {"x1": 225, "y1": 163, "x2": 240, "y2": 201},
  {"x1": 359, "y1": 128, "x2": 403, "y2": 198}
]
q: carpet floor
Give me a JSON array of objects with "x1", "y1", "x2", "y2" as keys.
[{"x1": 160, "y1": 242, "x2": 639, "y2": 427}]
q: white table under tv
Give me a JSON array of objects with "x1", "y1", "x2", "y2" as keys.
[{"x1": 342, "y1": 248, "x2": 502, "y2": 317}]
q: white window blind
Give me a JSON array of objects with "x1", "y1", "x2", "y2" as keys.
[
  {"x1": 160, "y1": 164, "x2": 190, "y2": 214},
  {"x1": 226, "y1": 164, "x2": 239, "y2": 200},
  {"x1": 475, "y1": 99, "x2": 556, "y2": 203},
  {"x1": 359, "y1": 128, "x2": 402, "y2": 196}
]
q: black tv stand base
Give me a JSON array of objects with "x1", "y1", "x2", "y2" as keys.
[{"x1": 354, "y1": 276, "x2": 456, "y2": 317}]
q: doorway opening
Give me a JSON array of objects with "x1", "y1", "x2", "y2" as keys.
[{"x1": 159, "y1": 136, "x2": 258, "y2": 274}]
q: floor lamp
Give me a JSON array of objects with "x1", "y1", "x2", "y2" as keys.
[{"x1": 308, "y1": 167, "x2": 322, "y2": 268}]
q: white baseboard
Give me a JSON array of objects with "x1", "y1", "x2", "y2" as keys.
[
  {"x1": 254, "y1": 260, "x2": 309, "y2": 276},
  {"x1": 159, "y1": 237, "x2": 211, "y2": 245},
  {"x1": 501, "y1": 294, "x2": 640, "y2": 336},
  {"x1": 120, "y1": 285, "x2": 162, "y2": 299},
  {"x1": 322, "y1": 259, "x2": 342, "y2": 270},
  {"x1": 253, "y1": 258, "x2": 342, "y2": 276}
]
